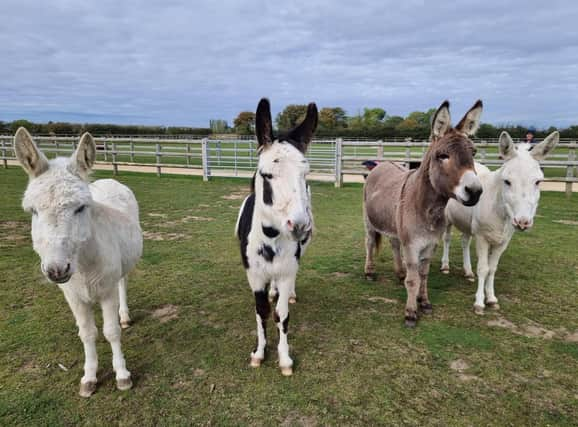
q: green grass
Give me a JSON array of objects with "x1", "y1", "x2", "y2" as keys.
[{"x1": 1, "y1": 167, "x2": 578, "y2": 426}]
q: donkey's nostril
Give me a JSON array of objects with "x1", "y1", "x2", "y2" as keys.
[
  {"x1": 64, "y1": 263, "x2": 71, "y2": 274},
  {"x1": 287, "y1": 220, "x2": 294, "y2": 231}
]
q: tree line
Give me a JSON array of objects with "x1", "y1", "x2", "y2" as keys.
[
  {"x1": 3, "y1": 106, "x2": 578, "y2": 139},
  {"x1": 234, "y1": 105, "x2": 578, "y2": 139}
]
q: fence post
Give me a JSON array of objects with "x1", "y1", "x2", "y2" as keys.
[
  {"x1": 377, "y1": 140, "x2": 383, "y2": 160},
  {"x1": 1, "y1": 138, "x2": 7, "y2": 168},
  {"x1": 566, "y1": 142, "x2": 576, "y2": 197},
  {"x1": 130, "y1": 139, "x2": 135, "y2": 163},
  {"x1": 479, "y1": 140, "x2": 487, "y2": 164},
  {"x1": 112, "y1": 142, "x2": 118, "y2": 176},
  {"x1": 334, "y1": 138, "x2": 343, "y2": 188},
  {"x1": 156, "y1": 143, "x2": 162, "y2": 177},
  {"x1": 103, "y1": 139, "x2": 108, "y2": 161},
  {"x1": 201, "y1": 138, "x2": 211, "y2": 181},
  {"x1": 186, "y1": 142, "x2": 191, "y2": 168}
]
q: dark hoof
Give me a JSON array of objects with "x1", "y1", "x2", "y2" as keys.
[
  {"x1": 404, "y1": 316, "x2": 417, "y2": 328},
  {"x1": 79, "y1": 381, "x2": 97, "y2": 398},
  {"x1": 486, "y1": 301, "x2": 500, "y2": 310},
  {"x1": 365, "y1": 273, "x2": 377, "y2": 281},
  {"x1": 420, "y1": 303, "x2": 433, "y2": 315}
]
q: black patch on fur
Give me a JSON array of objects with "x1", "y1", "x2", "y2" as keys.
[
  {"x1": 273, "y1": 310, "x2": 280, "y2": 323},
  {"x1": 295, "y1": 243, "x2": 301, "y2": 261},
  {"x1": 260, "y1": 171, "x2": 274, "y2": 205},
  {"x1": 253, "y1": 287, "x2": 271, "y2": 353},
  {"x1": 262, "y1": 225, "x2": 279, "y2": 238},
  {"x1": 237, "y1": 194, "x2": 255, "y2": 269},
  {"x1": 254, "y1": 289, "x2": 271, "y2": 324},
  {"x1": 258, "y1": 244, "x2": 275, "y2": 262},
  {"x1": 300, "y1": 229, "x2": 311, "y2": 245},
  {"x1": 282, "y1": 314, "x2": 290, "y2": 334}
]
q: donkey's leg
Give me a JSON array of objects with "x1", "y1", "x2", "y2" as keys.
[
  {"x1": 402, "y1": 245, "x2": 420, "y2": 327},
  {"x1": 248, "y1": 274, "x2": 270, "y2": 368},
  {"x1": 364, "y1": 223, "x2": 381, "y2": 280},
  {"x1": 440, "y1": 223, "x2": 452, "y2": 274},
  {"x1": 268, "y1": 279, "x2": 278, "y2": 303},
  {"x1": 63, "y1": 291, "x2": 98, "y2": 397},
  {"x1": 101, "y1": 294, "x2": 132, "y2": 391},
  {"x1": 390, "y1": 237, "x2": 405, "y2": 282},
  {"x1": 474, "y1": 237, "x2": 491, "y2": 314},
  {"x1": 118, "y1": 276, "x2": 131, "y2": 329},
  {"x1": 485, "y1": 242, "x2": 508, "y2": 309},
  {"x1": 418, "y1": 245, "x2": 436, "y2": 315},
  {"x1": 462, "y1": 234, "x2": 475, "y2": 281},
  {"x1": 274, "y1": 277, "x2": 293, "y2": 376}
]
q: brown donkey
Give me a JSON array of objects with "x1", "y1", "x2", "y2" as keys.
[{"x1": 363, "y1": 100, "x2": 484, "y2": 327}]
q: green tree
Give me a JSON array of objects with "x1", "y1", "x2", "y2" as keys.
[
  {"x1": 233, "y1": 111, "x2": 255, "y2": 135},
  {"x1": 276, "y1": 104, "x2": 307, "y2": 130},
  {"x1": 363, "y1": 108, "x2": 386, "y2": 127}
]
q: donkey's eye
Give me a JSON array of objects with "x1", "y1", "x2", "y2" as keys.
[
  {"x1": 75, "y1": 205, "x2": 87, "y2": 214},
  {"x1": 504, "y1": 179, "x2": 511, "y2": 186},
  {"x1": 437, "y1": 153, "x2": 450, "y2": 160},
  {"x1": 273, "y1": 159, "x2": 280, "y2": 163}
]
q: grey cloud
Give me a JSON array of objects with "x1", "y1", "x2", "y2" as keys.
[{"x1": 0, "y1": 0, "x2": 577, "y2": 127}]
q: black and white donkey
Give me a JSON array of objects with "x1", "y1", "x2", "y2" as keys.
[{"x1": 236, "y1": 98, "x2": 318, "y2": 376}]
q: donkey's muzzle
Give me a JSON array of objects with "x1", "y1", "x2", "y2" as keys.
[
  {"x1": 462, "y1": 185, "x2": 483, "y2": 206},
  {"x1": 291, "y1": 224, "x2": 310, "y2": 241},
  {"x1": 45, "y1": 263, "x2": 72, "y2": 284}
]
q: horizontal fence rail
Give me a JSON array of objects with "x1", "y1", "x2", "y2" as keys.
[{"x1": 1, "y1": 136, "x2": 576, "y2": 195}]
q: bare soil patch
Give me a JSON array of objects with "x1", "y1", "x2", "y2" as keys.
[
  {"x1": 152, "y1": 304, "x2": 179, "y2": 323},
  {"x1": 143, "y1": 231, "x2": 188, "y2": 241}
]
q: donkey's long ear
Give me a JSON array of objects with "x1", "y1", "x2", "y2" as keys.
[
  {"x1": 531, "y1": 131, "x2": 559, "y2": 161},
  {"x1": 70, "y1": 132, "x2": 96, "y2": 178},
  {"x1": 498, "y1": 131, "x2": 517, "y2": 160},
  {"x1": 431, "y1": 100, "x2": 451, "y2": 138},
  {"x1": 288, "y1": 103, "x2": 318, "y2": 153},
  {"x1": 14, "y1": 127, "x2": 49, "y2": 178},
  {"x1": 256, "y1": 98, "x2": 274, "y2": 150},
  {"x1": 456, "y1": 100, "x2": 483, "y2": 136}
]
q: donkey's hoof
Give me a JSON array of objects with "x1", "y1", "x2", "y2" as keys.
[
  {"x1": 404, "y1": 316, "x2": 418, "y2": 328},
  {"x1": 116, "y1": 377, "x2": 133, "y2": 391},
  {"x1": 280, "y1": 366, "x2": 293, "y2": 376},
  {"x1": 289, "y1": 296, "x2": 297, "y2": 304},
  {"x1": 465, "y1": 274, "x2": 475, "y2": 282},
  {"x1": 473, "y1": 305, "x2": 485, "y2": 315},
  {"x1": 250, "y1": 357, "x2": 263, "y2": 368},
  {"x1": 420, "y1": 303, "x2": 433, "y2": 315},
  {"x1": 120, "y1": 320, "x2": 131, "y2": 329},
  {"x1": 365, "y1": 273, "x2": 377, "y2": 281},
  {"x1": 440, "y1": 267, "x2": 450, "y2": 274},
  {"x1": 486, "y1": 301, "x2": 500, "y2": 310},
  {"x1": 79, "y1": 381, "x2": 97, "y2": 398}
]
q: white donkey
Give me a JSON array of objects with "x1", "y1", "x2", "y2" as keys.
[
  {"x1": 441, "y1": 131, "x2": 559, "y2": 313},
  {"x1": 236, "y1": 98, "x2": 317, "y2": 376},
  {"x1": 14, "y1": 128, "x2": 143, "y2": 397}
]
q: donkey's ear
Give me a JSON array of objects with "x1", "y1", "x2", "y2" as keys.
[
  {"x1": 456, "y1": 100, "x2": 483, "y2": 136},
  {"x1": 531, "y1": 131, "x2": 559, "y2": 161},
  {"x1": 14, "y1": 127, "x2": 49, "y2": 178},
  {"x1": 70, "y1": 132, "x2": 96, "y2": 178},
  {"x1": 498, "y1": 131, "x2": 517, "y2": 160},
  {"x1": 288, "y1": 103, "x2": 318, "y2": 153},
  {"x1": 431, "y1": 100, "x2": 451, "y2": 138},
  {"x1": 255, "y1": 98, "x2": 274, "y2": 149}
]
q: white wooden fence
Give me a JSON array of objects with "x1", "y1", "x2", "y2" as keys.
[{"x1": 1, "y1": 136, "x2": 576, "y2": 195}]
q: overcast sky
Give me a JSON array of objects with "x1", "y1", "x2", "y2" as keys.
[{"x1": 1, "y1": 0, "x2": 577, "y2": 128}]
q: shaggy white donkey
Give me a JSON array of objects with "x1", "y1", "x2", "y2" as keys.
[
  {"x1": 14, "y1": 128, "x2": 142, "y2": 397},
  {"x1": 441, "y1": 131, "x2": 559, "y2": 313}
]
